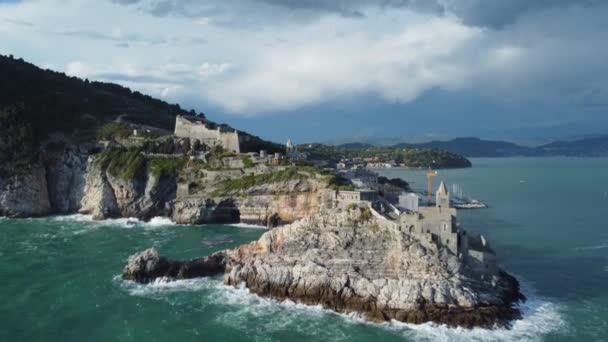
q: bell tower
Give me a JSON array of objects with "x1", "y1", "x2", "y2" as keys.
[{"x1": 436, "y1": 181, "x2": 450, "y2": 209}]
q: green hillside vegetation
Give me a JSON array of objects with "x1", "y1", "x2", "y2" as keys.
[
  {"x1": 95, "y1": 149, "x2": 146, "y2": 180},
  {"x1": 0, "y1": 105, "x2": 35, "y2": 167},
  {"x1": 96, "y1": 122, "x2": 132, "y2": 141},
  {"x1": 147, "y1": 156, "x2": 187, "y2": 178},
  {"x1": 213, "y1": 167, "x2": 327, "y2": 196},
  {"x1": 95, "y1": 148, "x2": 186, "y2": 180},
  {"x1": 300, "y1": 144, "x2": 472, "y2": 168},
  {"x1": 0, "y1": 54, "x2": 283, "y2": 163}
]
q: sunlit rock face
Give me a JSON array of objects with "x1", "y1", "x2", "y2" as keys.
[{"x1": 224, "y1": 205, "x2": 524, "y2": 328}]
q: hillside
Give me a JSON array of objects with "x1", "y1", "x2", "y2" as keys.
[
  {"x1": 386, "y1": 136, "x2": 608, "y2": 158},
  {"x1": 301, "y1": 143, "x2": 472, "y2": 168},
  {"x1": 394, "y1": 137, "x2": 533, "y2": 157},
  {"x1": 536, "y1": 135, "x2": 608, "y2": 157},
  {"x1": 0, "y1": 54, "x2": 281, "y2": 164}
]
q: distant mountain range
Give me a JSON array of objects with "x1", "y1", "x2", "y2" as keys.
[{"x1": 338, "y1": 136, "x2": 608, "y2": 157}]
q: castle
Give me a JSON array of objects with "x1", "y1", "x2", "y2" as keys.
[{"x1": 174, "y1": 115, "x2": 242, "y2": 153}]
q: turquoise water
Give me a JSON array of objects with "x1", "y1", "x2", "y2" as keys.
[{"x1": 1, "y1": 157, "x2": 607, "y2": 341}]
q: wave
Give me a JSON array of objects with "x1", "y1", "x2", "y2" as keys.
[
  {"x1": 228, "y1": 222, "x2": 267, "y2": 229},
  {"x1": 51, "y1": 214, "x2": 177, "y2": 228},
  {"x1": 116, "y1": 275, "x2": 218, "y2": 297},
  {"x1": 573, "y1": 241, "x2": 608, "y2": 251},
  {"x1": 390, "y1": 299, "x2": 565, "y2": 342},
  {"x1": 216, "y1": 283, "x2": 565, "y2": 342},
  {"x1": 118, "y1": 274, "x2": 565, "y2": 342},
  {"x1": 147, "y1": 216, "x2": 178, "y2": 227}
]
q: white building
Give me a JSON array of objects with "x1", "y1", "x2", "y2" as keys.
[{"x1": 399, "y1": 193, "x2": 419, "y2": 212}]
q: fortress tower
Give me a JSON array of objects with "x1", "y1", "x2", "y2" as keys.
[{"x1": 436, "y1": 181, "x2": 450, "y2": 209}]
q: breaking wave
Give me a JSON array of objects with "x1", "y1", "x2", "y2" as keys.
[
  {"x1": 51, "y1": 214, "x2": 177, "y2": 228},
  {"x1": 228, "y1": 222, "x2": 267, "y2": 229},
  {"x1": 118, "y1": 274, "x2": 566, "y2": 342},
  {"x1": 116, "y1": 275, "x2": 218, "y2": 297},
  {"x1": 390, "y1": 299, "x2": 565, "y2": 342}
]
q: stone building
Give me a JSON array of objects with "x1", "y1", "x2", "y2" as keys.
[
  {"x1": 174, "y1": 115, "x2": 242, "y2": 153},
  {"x1": 398, "y1": 193, "x2": 419, "y2": 212},
  {"x1": 397, "y1": 182, "x2": 498, "y2": 277},
  {"x1": 285, "y1": 138, "x2": 308, "y2": 161},
  {"x1": 333, "y1": 190, "x2": 378, "y2": 204}
]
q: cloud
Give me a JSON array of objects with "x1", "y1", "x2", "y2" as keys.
[
  {"x1": 440, "y1": 0, "x2": 603, "y2": 28},
  {"x1": 1, "y1": 17, "x2": 33, "y2": 27},
  {"x1": 53, "y1": 27, "x2": 206, "y2": 46},
  {"x1": 65, "y1": 60, "x2": 231, "y2": 101},
  {"x1": 110, "y1": 0, "x2": 602, "y2": 28},
  {"x1": 203, "y1": 16, "x2": 487, "y2": 113},
  {"x1": 3, "y1": 0, "x2": 608, "y2": 129}
]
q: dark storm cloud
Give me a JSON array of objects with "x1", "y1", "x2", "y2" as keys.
[
  {"x1": 110, "y1": 0, "x2": 604, "y2": 28},
  {"x1": 442, "y1": 0, "x2": 604, "y2": 28}
]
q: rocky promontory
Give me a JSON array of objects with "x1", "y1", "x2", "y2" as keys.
[{"x1": 122, "y1": 204, "x2": 524, "y2": 328}]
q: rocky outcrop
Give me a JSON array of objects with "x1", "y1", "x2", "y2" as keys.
[
  {"x1": 224, "y1": 206, "x2": 524, "y2": 328},
  {"x1": 0, "y1": 145, "x2": 88, "y2": 217},
  {"x1": 235, "y1": 178, "x2": 326, "y2": 226},
  {"x1": 171, "y1": 198, "x2": 240, "y2": 224},
  {"x1": 122, "y1": 247, "x2": 227, "y2": 283},
  {"x1": 79, "y1": 161, "x2": 120, "y2": 219},
  {"x1": 124, "y1": 205, "x2": 524, "y2": 328},
  {"x1": 0, "y1": 163, "x2": 51, "y2": 217},
  {"x1": 79, "y1": 155, "x2": 177, "y2": 220},
  {"x1": 43, "y1": 147, "x2": 88, "y2": 213}
]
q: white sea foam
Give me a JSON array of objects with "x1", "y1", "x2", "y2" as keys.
[
  {"x1": 117, "y1": 272, "x2": 566, "y2": 342},
  {"x1": 215, "y1": 280, "x2": 565, "y2": 342},
  {"x1": 116, "y1": 275, "x2": 218, "y2": 297},
  {"x1": 51, "y1": 214, "x2": 177, "y2": 228},
  {"x1": 147, "y1": 216, "x2": 177, "y2": 227},
  {"x1": 51, "y1": 214, "x2": 94, "y2": 222},
  {"x1": 228, "y1": 222, "x2": 267, "y2": 229},
  {"x1": 389, "y1": 299, "x2": 565, "y2": 342},
  {"x1": 573, "y1": 241, "x2": 608, "y2": 251}
]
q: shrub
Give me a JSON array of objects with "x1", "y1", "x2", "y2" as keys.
[
  {"x1": 242, "y1": 156, "x2": 254, "y2": 168},
  {"x1": 213, "y1": 167, "x2": 312, "y2": 196},
  {"x1": 147, "y1": 156, "x2": 187, "y2": 178},
  {"x1": 96, "y1": 122, "x2": 130, "y2": 141},
  {"x1": 96, "y1": 148, "x2": 145, "y2": 180}
]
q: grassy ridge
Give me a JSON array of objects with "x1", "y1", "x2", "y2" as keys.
[
  {"x1": 213, "y1": 167, "x2": 319, "y2": 196},
  {"x1": 95, "y1": 149, "x2": 186, "y2": 180}
]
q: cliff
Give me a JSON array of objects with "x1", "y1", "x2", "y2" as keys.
[
  {"x1": 0, "y1": 142, "x2": 328, "y2": 226},
  {"x1": 122, "y1": 204, "x2": 524, "y2": 328}
]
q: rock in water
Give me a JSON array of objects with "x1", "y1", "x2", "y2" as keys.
[
  {"x1": 224, "y1": 205, "x2": 525, "y2": 328},
  {"x1": 122, "y1": 247, "x2": 227, "y2": 283},
  {"x1": 123, "y1": 205, "x2": 524, "y2": 328}
]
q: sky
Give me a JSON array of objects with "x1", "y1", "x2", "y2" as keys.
[{"x1": 1, "y1": 0, "x2": 607, "y2": 144}]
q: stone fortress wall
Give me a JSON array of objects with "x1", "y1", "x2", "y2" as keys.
[{"x1": 174, "y1": 115, "x2": 241, "y2": 153}]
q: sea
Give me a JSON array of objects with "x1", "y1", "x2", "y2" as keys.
[{"x1": 1, "y1": 157, "x2": 607, "y2": 341}]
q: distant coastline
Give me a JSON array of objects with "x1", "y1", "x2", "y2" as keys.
[{"x1": 336, "y1": 136, "x2": 608, "y2": 158}]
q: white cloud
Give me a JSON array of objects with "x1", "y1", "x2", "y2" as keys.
[
  {"x1": 1, "y1": 0, "x2": 608, "y2": 119},
  {"x1": 202, "y1": 15, "x2": 487, "y2": 113}
]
